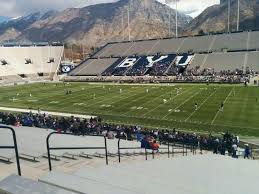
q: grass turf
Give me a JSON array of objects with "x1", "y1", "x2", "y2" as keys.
[{"x1": 0, "y1": 82, "x2": 259, "y2": 137}]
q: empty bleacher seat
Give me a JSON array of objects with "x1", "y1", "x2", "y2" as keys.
[
  {"x1": 211, "y1": 32, "x2": 249, "y2": 52},
  {"x1": 0, "y1": 45, "x2": 63, "y2": 82},
  {"x1": 69, "y1": 58, "x2": 120, "y2": 76},
  {"x1": 246, "y1": 51, "x2": 259, "y2": 73},
  {"x1": 178, "y1": 35, "x2": 214, "y2": 53}
]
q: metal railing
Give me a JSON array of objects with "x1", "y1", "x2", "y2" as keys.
[
  {"x1": 117, "y1": 138, "x2": 198, "y2": 163},
  {"x1": 46, "y1": 132, "x2": 108, "y2": 171},
  {"x1": 0, "y1": 125, "x2": 21, "y2": 176}
]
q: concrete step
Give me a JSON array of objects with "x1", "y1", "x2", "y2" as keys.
[{"x1": 0, "y1": 174, "x2": 76, "y2": 194}]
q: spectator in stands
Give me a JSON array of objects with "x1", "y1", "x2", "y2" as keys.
[
  {"x1": 213, "y1": 138, "x2": 220, "y2": 154},
  {"x1": 244, "y1": 144, "x2": 251, "y2": 159},
  {"x1": 151, "y1": 140, "x2": 160, "y2": 151},
  {"x1": 0, "y1": 111, "x2": 239, "y2": 156}
]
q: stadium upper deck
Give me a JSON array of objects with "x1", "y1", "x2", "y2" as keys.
[
  {"x1": 68, "y1": 31, "x2": 259, "y2": 78},
  {"x1": 0, "y1": 43, "x2": 64, "y2": 85},
  {"x1": 93, "y1": 31, "x2": 259, "y2": 57}
]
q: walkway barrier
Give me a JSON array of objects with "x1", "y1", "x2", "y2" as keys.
[
  {"x1": 118, "y1": 138, "x2": 198, "y2": 163},
  {"x1": 0, "y1": 125, "x2": 21, "y2": 176},
  {"x1": 46, "y1": 132, "x2": 108, "y2": 171}
]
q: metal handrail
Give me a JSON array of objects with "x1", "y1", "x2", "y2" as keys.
[
  {"x1": 118, "y1": 137, "x2": 200, "y2": 163},
  {"x1": 46, "y1": 132, "x2": 108, "y2": 171},
  {"x1": 118, "y1": 138, "x2": 170, "y2": 163},
  {"x1": 0, "y1": 125, "x2": 21, "y2": 176}
]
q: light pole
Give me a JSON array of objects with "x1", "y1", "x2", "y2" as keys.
[
  {"x1": 122, "y1": 11, "x2": 125, "y2": 41},
  {"x1": 175, "y1": 0, "x2": 178, "y2": 37},
  {"x1": 165, "y1": 0, "x2": 172, "y2": 37},
  {"x1": 237, "y1": 0, "x2": 240, "y2": 31},
  {"x1": 164, "y1": 0, "x2": 178, "y2": 37},
  {"x1": 227, "y1": 0, "x2": 231, "y2": 33},
  {"x1": 127, "y1": 0, "x2": 131, "y2": 41}
]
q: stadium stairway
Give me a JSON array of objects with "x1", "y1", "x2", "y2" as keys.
[
  {"x1": 0, "y1": 174, "x2": 76, "y2": 194},
  {"x1": 35, "y1": 154, "x2": 259, "y2": 194},
  {"x1": 6, "y1": 154, "x2": 259, "y2": 194},
  {"x1": 0, "y1": 126, "x2": 189, "y2": 181},
  {"x1": 1, "y1": 154, "x2": 258, "y2": 194}
]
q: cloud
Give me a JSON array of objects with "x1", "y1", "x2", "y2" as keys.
[
  {"x1": 0, "y1": 0, "x2": 118, "y2": 17},
  {"x1": 0, "y1": 0, "x2": 219, "y2": 18},
  {"x1": 159, "y1": 0, "x2": 220, "y2": 18}
]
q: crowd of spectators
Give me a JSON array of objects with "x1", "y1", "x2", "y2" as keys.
[
  {"x1": 126, "y1": 60, "x2": 149, "y2": 76},
  {"x1": 183, "y1": 66, "x2": 254, "y2": 83},
  {"x1": 0, "y1": 111, "x2": 252, "y2": 159}
]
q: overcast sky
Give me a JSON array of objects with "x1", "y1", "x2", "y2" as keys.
[{"x1": 0, "y1": 0, "x2": 220, "y2": 18}]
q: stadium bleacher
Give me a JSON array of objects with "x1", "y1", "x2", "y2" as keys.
[
  {"x1": 211, "y1": 32, "x2": 249, "y2": 51},
  {"x1": 148, "y1": 54, "x2": 177, "y2": 75},
  {"x1": 187, "y1": 51, "x2": 259, "y2": 75},
  {"x1": 69, "y1": 58, "x2": 120, "y2": 76},
  {"x1": 1, "y1": 154, "x2": 258, "y2": 194},
  {"x1": 248, "y1": 31, "x2": 259, "y2": 50},
  {"x1": 246, "y1": 51, "x2": 259, "y2": 73},
  {"x1": 178, "y1": 35, "x2": 214, "y2": 53},
  {"x1": 68, "y1": 31, "x2": 259, "y2": 80},
  {"x1": 0, "y1": 44, "x2": 63, "y2": 84},
  {"x1": 93, "y1": 31, "x2": 259, "y2": 58}
]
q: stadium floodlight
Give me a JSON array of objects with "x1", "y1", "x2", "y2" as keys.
[
  {"x1": 0, "y1": 59, "x2": 8, "y2": 65},
  {"x1": 237, "y1": 0, "x2": 240, "y2": 31},
  {"x1": 48, "y1": 58, "x2": 55, "y2": 63},
  {"x1": 25, "y1": 58, "x2": 32, "y2": 64}
]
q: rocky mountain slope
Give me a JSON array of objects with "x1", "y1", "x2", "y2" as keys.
[
  {"x1": 0, "y1": 0, "x2": 191, "y2": 47},
  {"x1": 185, "y1": 0, "x2": 258, "y2": 34},
  {"x1": 0, "y1": 16, "x2": 11, "y2": 24}
]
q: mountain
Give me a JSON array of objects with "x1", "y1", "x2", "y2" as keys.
[
  {"x1": 0, "y1": 16, "x2": 11, "y2": 24},
  {"x1": 0, "y1": 0, "x2": 191, "y2": 46},
  {"x1": 0, "y1": 10, "x2": 59, "y2": 42},
  {"x1": 185, "y1": 0, "x2": 258, "y2": 34}
]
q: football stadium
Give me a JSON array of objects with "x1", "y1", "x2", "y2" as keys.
[{"x1": 0, "y1": 0, "x2": 259, "y2": 194}]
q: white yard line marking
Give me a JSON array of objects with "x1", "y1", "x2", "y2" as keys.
[
  {"x1": 162, "y1": 90, "x2": 201, "y2": 119},
  {"x1": 124, "y1": 89, "x2": 175, "y2": 115},
  {"x1": 86, "y1": 87, "x2": 149, "y2": 110},
  {"x1": 185, "y1": 89, "x2": 218, "y2": 122},
  {"x1": 210, "y1": 87, "x2": 234, "y2": 125},
  {"x1": 55, "y1": 85, "x2": 104, "y2": 107},
  {"x1": 121, "y1": 90, "x2": 163, "y2": 116},
  {"x1": 142, "y1": 89, "x2": 191, "y2": 117}
]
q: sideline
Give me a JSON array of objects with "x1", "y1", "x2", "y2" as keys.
[{"x1": 0, "y1": 107, "x2": 96, "y2": 119}]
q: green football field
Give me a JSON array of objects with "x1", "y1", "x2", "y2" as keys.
[{"x1": 0, "y1": 82, "x2": 259, "y2": 137}]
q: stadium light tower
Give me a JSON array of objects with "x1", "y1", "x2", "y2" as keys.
[
  {"x1": 127, "y1": 0, "x2": 131, "y2": 41},
  {"x1": 164, "y1": 0, "x2": 178, "y2": 37},
  {"x1": 122, "y1": 11, "x2": 125, "y2": 41},
  {"x1": 227, "y1": 0, "x2": 231, "y2": 33},
  {"x1": 165, "y1": 0, "x2": 172, "y2": 37},
  {"x1": 175, "y1": 0, "x2": 178, "y2": 37},
  {"x1": 237, "y1": 0, "x2": 240, "y2": 31}
]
